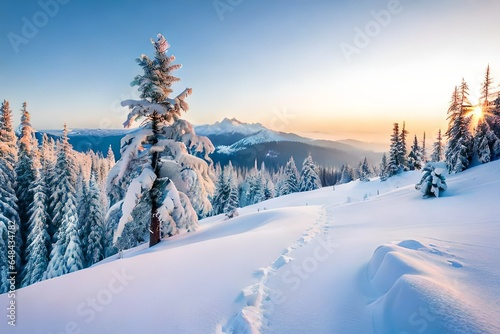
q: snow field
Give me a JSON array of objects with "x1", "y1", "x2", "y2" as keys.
[
  {"x1": 218, "y1": 205, "x2": 334, "y2": 333},
  {"x1": 1, "y1": 160, "x2": 499, "y2": 333}
]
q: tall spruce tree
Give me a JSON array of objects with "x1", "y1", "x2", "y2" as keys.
[
  {"x1": 359, "y1": 157, "x2": 371, "y2": 182},
  {"x1": 299, "y1": 154, "x2": 321, "y2": 191},
  {"x1": 44, "y1": 124, "x2": 83, "y2": 279},
  {"x1": 445, "y1": 82, "x2": 473, "y2": 173},
  {"x1": 379, "y1": 153, "x2": 389, "y2": 181},
  {"x1": 473, "y1": 65, "x2": 500, "y2": 163},
  {"x1": 474, "y1": 121, "x2": 500, "y2": 163},
  {"x1": 338, "y1": 164, "x2": 353, "y2": 184},
  {"x1": 224, "y1": 162, "x2": 239, "y2": 215},
  {"x1": 421, "y1": 132, "x2": 427, "y2": 163},
  {"x1": 482, "y1": 65, "x2": 493, "y2": 106},
  {"x1": 77, "y1": 167, "x2": 91, "y2": 259},
  {"x1": 387, "y1": 123, "x2": 403, "y2": 177},
  {"x1": 0, "y1": 219, "x2": 10, "y2": 293},
  {"x1": 212, "y1": 164, "x2": 224, "y2": 214},
  {"x1": 0, "y1": 100, "x2": 22, "y2": 280},
  {"x1": 400, "y1": 121, "x2": 409, "y2": 170},
  {"x1": 407, "y1": 135, "x2": 423, "y2": 171},
  {"x1": 107, "y1": 34, "x2": 214, "y2": 251},
  {"x1": 280, "y1": 156, "x2": 300, "y2": 195},
  {"x1": 431, "y1": 129, "x2": 444, "y2": 162},
  {"x1": 48, "y1": 124, "x2": 78, "y2": 242},
  {"x1": 212, "y1": 163, "x2": 231, "y2": 215},
  {"x1": 245, "y1": 163, "x2": 265, "y2": 205},
  {"x1": 491, "y1": 92, "x2": 500, "y2": 139},
  {"x1": 262, "y1": 173, "x2": 275, "y2": 201},
  {"x1": 21, "y1": 172, "x2": 50, "y2": 287},
  {"x1": 85, "y1": 171, "x2": 105, "y2": 266},
  {"x1": 16, "y1": 102, "x2": 38, "y2": 263},
  {"x1": 106, "y1": 145, "x2": 115, "y2": 168}
]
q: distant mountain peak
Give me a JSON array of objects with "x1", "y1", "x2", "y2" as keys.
[
  {"x1": 220, "y1": 117, "x2": 243, "y2": 125},
  {"x1": 195, "y1": 118, "x2": 267, "y2": 136}
]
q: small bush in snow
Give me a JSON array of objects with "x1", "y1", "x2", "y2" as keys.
[
  {"x1": 415, "y1": 164, "x2": 447, "y2": 198},
  {"x1": 225, "y1": 208, "x2": 239, "y2": 220}
]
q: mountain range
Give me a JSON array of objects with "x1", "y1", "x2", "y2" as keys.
[{"x1": 37, "y1": 118, "x2": 384, "y2": 169}]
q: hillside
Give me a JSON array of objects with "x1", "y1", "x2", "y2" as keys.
[{"x1": 2, "y1": 161, "x2": 499, "y2": 333}]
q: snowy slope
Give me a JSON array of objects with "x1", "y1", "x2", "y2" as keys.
[
  {"x1": 217, "y1": 129, "x2": 311, "y2": 154},
  {"x1": 2, "y1": 161, "x2": 500, "y2": 333}
]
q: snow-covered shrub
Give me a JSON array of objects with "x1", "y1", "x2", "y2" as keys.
[
  {"x1": 225, "y1": 208, "x2": 239, "y2": 220},
  {"x1": 415, "y1": 164, "x2": 447, "y2": 198}
]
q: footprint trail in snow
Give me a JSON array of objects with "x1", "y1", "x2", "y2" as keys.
[{"x1": 217, "y1": 205, "x2": 335, "y2": 334}]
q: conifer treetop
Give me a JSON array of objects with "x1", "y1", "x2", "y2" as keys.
[{"x1": 122, "y1": 34, "x2": 192, "y2": 128}]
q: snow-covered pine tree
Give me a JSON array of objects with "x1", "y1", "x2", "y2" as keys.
[
  {"x1": 387, "y1": 122, "x2": 403, "y2": 177},
  {"x1": 299, "y1": 154, "x2": 321, "y2": 191},
  {"x1": 379, "y1": 153, "x2": 389, "y2": 181},
  {"x1": 359, "y1": 157, "x2": 371, "y2": 182},
  {"x1": 211, "y1": 163, "x2": 230, "y2": 215},
  {"x1": 0, "y1": 99, "x2": 22, "y2": 278},
  {"x1": 40, "y1": 134, "x2": 56, "y2": 185},
  {"x1": 245, "y1": 163, "x2": 265, "y2": 205},
  {"x1": 273, "y1": 166, "x2": 285, "y2": 197},
  {"x1": 76, "y1": 165, "x2": 91, "y2": 262},
  {"x1": 280, "y1": 156, "x2": 300, "y2": 195},
  {"x1": 85, "y1": 171, "x2": 105, "y2": 266},
  {"x1": 224, "y1": 162, "x2": 239, "y2": 218},
  {"x1": 20, "y1": 173, "x2": 50, "y2": 287},
  {"x1": 430, "y1": 129, "x2": 444, "y2": 162},
  {"x1": 445, "y1": 82, "x2": 473, "y2": 173},
  {"x1": 44, "y1": 124, "x2": 84, "y2": 279},
  {"x1": 481, "y1": 64, "x2": 500, "y2": 140},
  {"x1": 474, "y1": 121, "x2": 500, "y2": 163},
  {"x1": 421, "y1": 132, "x2": 427, "y2": 163},
  {"x1": 48, "y1": 124, "x2": 78, "y2": 242},
  {"x1": 254, "y1": 161, "x2": 272, "y2": 202},
  {"x1": 106, "y1": 34, "x2": 214, "y2": 251},
  {"x1": 0, "y1": 100, "x2": 18, "y2": 169},
  {"x1": 225, "y1": 186, "x2": 239, "y2": 219},
  {"x1": 338, "y1": 164, "x2": 353, "y2": 184},
  {"x1": 491, "y1": 93, "x2": 500, "y2": 139},
  {"x1": 262, "y1": 173, "x2": 275, "y2": 201},
  {"x1": 106, "y1": 145, "x2": 115, "y2": 168},
  {"x1": 407, "y1": 135, "x2": 423, "y2": 171},
  {"x1": 482, "y1": 65, "x2": 493, "y2": 106},
  {"x1": 473, "y1": 66, "x2": 500, "y2": 164},
  {"x1": 39, "y1": 133, "x2": 56, "y2": 239},
  {"x1": 0, "y1": 221, "x2": 10, "y2": 293},
  {"x1": 415, "y1": 164, "x2": 447, "y2": 198},
  {"x1": 16, "y1": 102, "x2": 38, "y2": 254},
  {"x1": 400, "y1": 121, "x2": 409, "y2": 170}
]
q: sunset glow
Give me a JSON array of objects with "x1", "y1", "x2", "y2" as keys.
[{"x1": 472, "y1": 105, "x2": 484, "y2": 120}]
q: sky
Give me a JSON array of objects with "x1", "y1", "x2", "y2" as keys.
[{"x1": 1, "y1": 0, "x2": 500, "y2": 144}]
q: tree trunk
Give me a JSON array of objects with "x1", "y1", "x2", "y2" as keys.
[{"x1": 150, "y1": 116, "x2": 161, "y2": 247}]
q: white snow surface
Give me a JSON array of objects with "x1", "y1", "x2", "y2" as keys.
[{"x1": 2, "y1": 161, "x2": 500, "y2": 333}]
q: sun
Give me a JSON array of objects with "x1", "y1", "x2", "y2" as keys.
[{"x1": 472, "y1": 106, "x2": 484, "y2": 120}]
